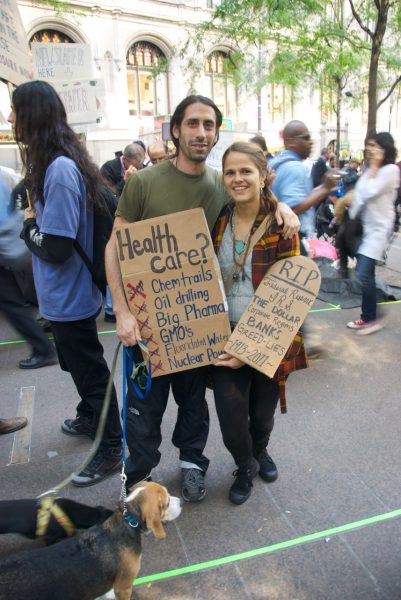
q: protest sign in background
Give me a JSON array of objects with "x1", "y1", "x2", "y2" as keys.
[
  {"x1": 0, "y1": 0, "x2": 34, "y2": 86},
  {"x1": 225, "y1": 256, "x2": 321, "y2": 377},
  {"x1": 31, "y1": 43, "x2": 93, "y2": 81},
  {"x1": 116, "y1": 208, "x2": 231, "y2": 377},
  {"x1": 31, "y1": 42, "x2": 104, "y2": 128}
]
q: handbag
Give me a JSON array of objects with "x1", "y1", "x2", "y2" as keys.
[{"x1": 336, "y1": 207, "x2": 363, "y2": 259}]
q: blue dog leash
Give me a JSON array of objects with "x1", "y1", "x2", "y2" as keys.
[
  {"x1": 37, "y1": 339, "x2": 151, "y2": 512},
  {"x1": 120, "y1": 340, "x2": 152, "y2": 517},
  {"x1": 125, "y1": 341, "x2": 152, "y2": 401}
]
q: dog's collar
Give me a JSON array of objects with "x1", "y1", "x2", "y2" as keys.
[
  {"x1": 124, "y1": 515, "x2": 139, "y2": 529},
  {"x1": 123, "y1": 507, "x2": 146, "y2": 533}
]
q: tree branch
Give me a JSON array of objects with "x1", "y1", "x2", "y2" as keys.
[
  {"x1": 348, "y1": 0, "x2": 373, "y2": 38},
  {"x1": 319, "y1": 30, "x2": 370, "y2": 51},
  {"x1": 377, "y1": 75, "x2": 401, "y2": 109}
]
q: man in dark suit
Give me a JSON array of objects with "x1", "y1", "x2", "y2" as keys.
[
  {"x1": 100, "y1": 143, "x2": 145, "y2": 196},
  {"x1": 311, "y1": 147, "x2": 329, "y2": 187}
]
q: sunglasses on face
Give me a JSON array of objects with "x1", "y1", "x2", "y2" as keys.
[{"x1": 291, "y1": 133, "x2": 311, "y2": 141}]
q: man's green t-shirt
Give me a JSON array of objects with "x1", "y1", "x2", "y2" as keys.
[{"x1": 116, "y1": 160, "x2": 229, "y2": 231}]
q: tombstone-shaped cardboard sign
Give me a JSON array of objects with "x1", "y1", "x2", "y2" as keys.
[
  {"x1": 224, "y1": 256, "x2": 321, "y2": 377},
  {"x1": 116, "y1": 208, "x2": 231, "y2": 377}
]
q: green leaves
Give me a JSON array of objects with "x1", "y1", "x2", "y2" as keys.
[{"x1": 178, "y1": 0, "x2": 401, "y2": 135}]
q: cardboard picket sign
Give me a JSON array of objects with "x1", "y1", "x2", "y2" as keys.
[
  {"x1": 116, "y1": 208, "x2": 231, "y2": 377},
  {"x1": 224, "y1": 256, "x2": 321, "y2": 377}
]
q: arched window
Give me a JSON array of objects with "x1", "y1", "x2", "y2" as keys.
[
  {"x1": 204, "y1": 50, "x2": 236, "y2": 119},
  {"x1": 29, "y1": 29, "x2": 75, "y2": 45},
  {"x1": 126, "y1": 41, "x2": 169, "y2": 117}
]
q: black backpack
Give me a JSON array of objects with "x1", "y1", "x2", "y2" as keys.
[{"x1": 74, "y1": 186, "x2": 117, "y2": 295}]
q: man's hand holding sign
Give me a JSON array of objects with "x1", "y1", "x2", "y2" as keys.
[{"x1": 115, "y1": 208, "x2": 231, "y2": 377}]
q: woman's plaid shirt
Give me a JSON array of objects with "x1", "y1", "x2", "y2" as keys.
[{"x1": 212, "y1": 203, "x2": 309, "y2": 413}]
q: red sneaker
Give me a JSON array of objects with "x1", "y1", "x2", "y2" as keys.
[{"x1": 347, "y1": 319, "x2": 367, "y2": 329}]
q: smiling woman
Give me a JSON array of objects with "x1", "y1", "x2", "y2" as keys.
[{"x1": 211, "y1": 141, "x2": 308, "y2": 505}]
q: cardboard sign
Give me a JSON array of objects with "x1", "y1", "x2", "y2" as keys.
[
  {"x1": 31, "y1": 43, "x2": 93, "y2": 81},
  {"x1": 206, "y1": 131, "x2": 233, "y2": 171},
  {"x1": 224, "y1": 256, "x2": 321, "y2": 377},
  {"x1": 0, "y1": 0, "x2": 34, "y2": 85},
  {"x1": 116, "y1": 208, "x2": 231, "y2": 377},
  {"x1": 30, "y1": 43, "x2": 104, "y2": 128},
  {"x1": 52, "y1": 79, "x2": 105, "y2": 127}
]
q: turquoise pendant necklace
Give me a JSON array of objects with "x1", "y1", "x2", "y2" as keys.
[
  {"x1": 234, "y1": 239, "x2": 246, "y2": 255},
  {"x1": 230, "y1": 208, "x2": 255, "y2": 281}
]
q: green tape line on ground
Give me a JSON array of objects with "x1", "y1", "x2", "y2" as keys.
[
  {"x1": 134, "y1": 507, "x2": 401, "y2": 586},
  {"x1": 0, "y1": 329, "x2": 115, "y2": 346},
  {"x1": 1, "y1": 298, "x2": 400, "y2": 346},
  {"x1": 0, "y1": 339, "x2": 27, "y2": 346},
  {"x1": 310, "y1": 306, "x2": 341, "y2": 312}
]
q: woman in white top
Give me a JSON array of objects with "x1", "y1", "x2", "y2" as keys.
[{"x1": 347, "y1": 132, "x2": 400, "y2": 334}]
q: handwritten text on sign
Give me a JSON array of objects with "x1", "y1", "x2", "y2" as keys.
[
  {"x1": 0, "y1": 0, "x2": 34, "y2": 85},
  {"x1": 31, "y1": 43, "x2": 93, "y2": 81},
  {"x1": 225, "y1": 256, "x2": 321, "y2": 377},
  {"x1": 116, "y1": 208, "x2": 231, "y2": 377}
]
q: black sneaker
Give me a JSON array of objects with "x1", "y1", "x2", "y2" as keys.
[
  {"x1": 61, "y1": 416, "x2": 96, "y2": 440},
  {"x1": 181, "y1": 468, "x2": 206, "y2": 502},
  {"x1": 229, "y1": 458, "x2": 259, "y2": 505},
  {"x1": 71, "y1": 447, "x2": 122, "y2": 487},
  {"x1": 257, "y1": 449, "x2": 278, "y2": 483}
]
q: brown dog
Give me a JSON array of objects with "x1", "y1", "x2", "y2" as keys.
[{"x1": 0, "y1": 481, "x2": 182, "y2": 600}]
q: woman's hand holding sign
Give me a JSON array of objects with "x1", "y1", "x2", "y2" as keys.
[{"x1": 214, "y1": 353, "x2": 245, "y2": 369}]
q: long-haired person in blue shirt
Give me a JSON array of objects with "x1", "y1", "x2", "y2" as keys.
[{"x1": 9, "y1": 80, "x2": 122, "y2": 485}]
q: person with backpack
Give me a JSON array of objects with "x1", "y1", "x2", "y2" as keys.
[{"x1": 10, "y1": 80, "x2": 122, "y2": 486}]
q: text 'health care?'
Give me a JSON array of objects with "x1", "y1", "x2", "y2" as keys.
[{"x1": 116, "y1": 223, "x2": 211, "y2": 273}]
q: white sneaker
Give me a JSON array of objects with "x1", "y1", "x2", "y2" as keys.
[{"x1": 356, "y1": 320, "x2": 384, "y2": 335}]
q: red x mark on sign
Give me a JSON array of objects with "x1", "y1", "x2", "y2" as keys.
[{"x1": 127, "y1": 281, "x2": 146, "y2": 301}]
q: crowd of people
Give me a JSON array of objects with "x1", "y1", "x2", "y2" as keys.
[{"x1": 1, "y1": 81, "x2": 400, "y2": 506}]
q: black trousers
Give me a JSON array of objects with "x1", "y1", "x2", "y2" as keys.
[
  {"x1": 212, "y1": 364, "x2": 279, "y2": 468},
  {"x1": 50, "y1": 316, "x2": 122, "y2": 450},
  {"x1": 0, "y1": 267, "x2": 53, "y2": 357},
  {"x1": 124, "y1": 350, "x2": 209, "y2": 486}
]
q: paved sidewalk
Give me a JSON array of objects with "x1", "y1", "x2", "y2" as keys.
[{"x1": 0, "y1": 244, "x2": 400, "y2": 599}]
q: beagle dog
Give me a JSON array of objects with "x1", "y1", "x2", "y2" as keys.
[{"x1": 0, "y1": 481, "x2": 182, "y2": 600}]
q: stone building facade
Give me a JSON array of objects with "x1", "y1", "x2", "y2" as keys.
[{"x1": 1, "y1": 0, "x2": 400, "y2": 169}]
